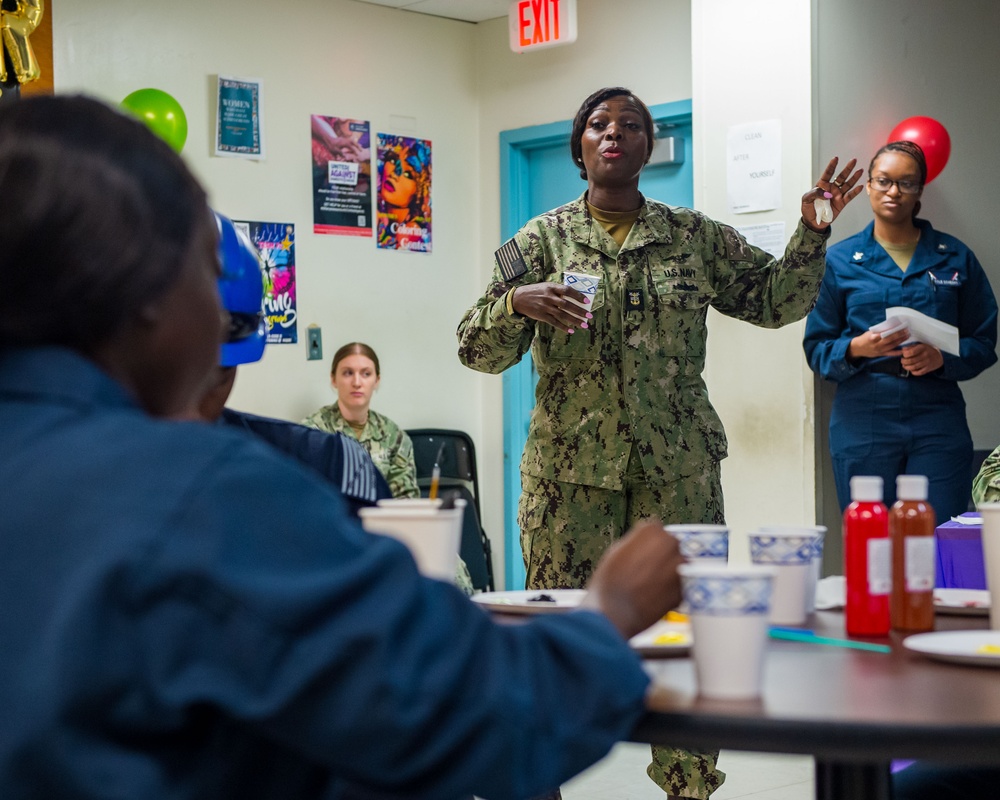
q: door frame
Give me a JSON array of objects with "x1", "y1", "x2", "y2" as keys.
[{"x1": 498, "y1": 98, "x2": 693, "y2": 590}]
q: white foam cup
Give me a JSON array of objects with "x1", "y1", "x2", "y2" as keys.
[
  {"x1": 756, "y1": 526, "x2": 826, "y2": 614},
  {"x1": 562, "y1": 270, "x2": 601, "y2": 310},
  {"x1": 679, "y1": 563, "x2": 776, "y2": 699},
  {"x1": 748, "y1": 531, "x2": 815, "y2": 626},
  {"x1": 665, "y1": 524, "x2": 730, "y2": 564},
  {"x1": 977, "y1": 503, "x2": 1000, "y2": 631},
  {"x1": 359, "y1": 499, "x2": 465, "y2": 582}
]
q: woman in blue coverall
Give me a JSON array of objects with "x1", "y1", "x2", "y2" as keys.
[{"x1": 803, "y1": 140, "x2": 998, "y2": 521}]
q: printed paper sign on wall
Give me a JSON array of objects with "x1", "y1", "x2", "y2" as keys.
[
  {"x1": 235, "y1": 220, "x2": 297, "y2": 344},
  {"x1": 312, "y1": 115, "x2": 372, "y2": 236},
  {"x1": 216, "y1": 76, "x2": 265, "y2": 159},
  {"x1": 376, "y1": 134, "x2": 432, "y2": 253}
]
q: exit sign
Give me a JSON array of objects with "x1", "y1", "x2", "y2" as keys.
[{"x1": 509, "y1": 0, "x2": 578, "y2": 53}]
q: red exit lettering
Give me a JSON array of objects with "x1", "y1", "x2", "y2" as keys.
[{"x1": 517, "y1": 0, "x2": 561, "y2": 47}]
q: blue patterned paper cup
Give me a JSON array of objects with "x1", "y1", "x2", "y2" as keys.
[
  {"x1": 562, "y1": 270, "x2": 601, "y2": 309},
  {"x1": 665, "y1": 524, "x2": 729, "y2": 564},
  {"x1": 678, "y1": 563, "x2": 776, "y2": 699},
  {"x1": 748, "y1": 532, "x2": 817, "y2": 625},
  {"x1": 757, "y1": 525, "x2": 827, "y2": 613}
]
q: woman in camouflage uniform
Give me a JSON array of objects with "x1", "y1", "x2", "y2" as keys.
[
  {"x1": 457, "y1": 86, "x2": 863, "y2": 800},
  {"x1": 302, "y1": 342, "x2": 419, "y2": 499}
]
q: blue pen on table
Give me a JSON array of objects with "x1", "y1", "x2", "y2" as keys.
[{"x1": 769, "y1": 627, "x2": 892, "y2": 653}]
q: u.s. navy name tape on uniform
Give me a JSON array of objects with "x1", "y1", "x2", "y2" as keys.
[{"x1": 457, "y1": 192, "x2": 829, "y2": 798}]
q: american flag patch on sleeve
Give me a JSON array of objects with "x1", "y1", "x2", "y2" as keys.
[{"x1": 495, "y1": 238, "x2": 528, "y2": 282}]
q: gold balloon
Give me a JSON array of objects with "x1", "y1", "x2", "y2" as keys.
[{"x1": 0, "y1": 0, "x2": 44, "y2": 86}]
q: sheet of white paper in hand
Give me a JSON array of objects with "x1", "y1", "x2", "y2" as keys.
[
  {"x1": 883, "y1": 306, "x2": 960, "y2": 355},
  {"x1": 813, "y1": 198, "x2": 833, "y2": 225}
]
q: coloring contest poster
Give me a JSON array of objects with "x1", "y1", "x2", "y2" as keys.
[
  {"x1": 312, "y1": 115, "x2": 372, "y2": 236},
  {"x1": 376, "y1": 134, "x2": 431, "y2": 253},
  {"x1": 235, "y1": 220, "x2": 297, "y2": 344}
]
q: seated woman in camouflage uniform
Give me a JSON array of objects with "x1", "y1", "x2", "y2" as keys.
[
  {"x1": 457, "y1": 85, "x2": 864, "y2": 800},
  {"x1": 302, "y1": 342, "x2": 419, "y2": 499},
  {"x1": 302, "y1": 342, "x2": 475, "y2": 594}
]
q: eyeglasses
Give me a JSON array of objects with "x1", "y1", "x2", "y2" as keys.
[
  {"x1": 227, "y1": 310, "x2": 264, "y2": 343},
  {"x1": 869, "y1": 176, "x2": 922, "y2": 195}
]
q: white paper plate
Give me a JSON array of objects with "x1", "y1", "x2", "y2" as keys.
[
  {"x1": 903, "y1": 630, "x2": 1000, "y2": 667},
  {"x1": 629, "y1": 619, "x2": 692, "y2": 658},
  {"x1": 471, "y1": 589, "x2": 587, "y2": 614},
  {"x1": 933, "y1": 588, "x2": 991, "y2": 616}
]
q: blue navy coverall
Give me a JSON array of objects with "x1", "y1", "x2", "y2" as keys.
[
  {"x1": 803, "y1": 219, "x2": 998, "y2": 520},
  {"x1": 220, "y1": 407, "x2": 392, "y2": 517},
  {"x1": 0, "y1": 347, "x2": 650, "y2": 800}
]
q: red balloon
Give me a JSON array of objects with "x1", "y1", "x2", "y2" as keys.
[{"x1": 887, "y1": 116, "x2": 951, "y2": 183}]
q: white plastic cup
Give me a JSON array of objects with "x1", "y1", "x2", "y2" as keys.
[
  {"x1": 977, "y1": 503, "x2": 1000, "y2": 631},
  {"x1": 748, "y1": 531, "x2": 815, "y2": 626},
  {"x1": 359, "y1": 499, "x2": 465, "y2": 582},
  {"x1": 757, "y1": 526, "x2": 827, "y2": 614},
  {"x1": 665, "y1": 524, "x2": 730, "y2": 564},
  {"x1": 679, "y1": 563, "x2": 776, "y2": 699},
  {"x1": 562, "y1": 270, "x2": 601, "y2": 310}
]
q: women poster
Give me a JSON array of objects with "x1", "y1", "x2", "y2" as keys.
[
  {"x1": 215, "y1": 76, "x2": 265, "y2": 159},
  {"x1": 312, "y1": 115, "x2": 372, "y2": 236},
  {"x1": 376, "y1": 134, "x2": 432, "y2": 253},
  {"x1": 235, "y1": 220, "x2": 297, "y2": 345}
]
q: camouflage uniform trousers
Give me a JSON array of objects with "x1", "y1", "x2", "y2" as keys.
[{"x1": 518, "y1": 447, "x2": 726, "y2": 800}]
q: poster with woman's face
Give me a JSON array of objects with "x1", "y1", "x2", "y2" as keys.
[{"x1": 376, "y1": 134, "x2": 432, "y2": 253}]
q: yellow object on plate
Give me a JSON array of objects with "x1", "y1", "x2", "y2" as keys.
[
  {"x1": 976, "y1": 644, "x2": 1000, "y2": 655},
  {"x1": 653, "y1": 631, "x2": 690, "y2": 645}
]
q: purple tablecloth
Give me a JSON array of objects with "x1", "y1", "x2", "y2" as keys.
[{"x1": 935, "y1": 513, "x2": 987, "y2": 589}]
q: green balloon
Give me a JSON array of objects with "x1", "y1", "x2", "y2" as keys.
[{"x1": 120, "y1": 88, "x2": 188, "y2": 153}]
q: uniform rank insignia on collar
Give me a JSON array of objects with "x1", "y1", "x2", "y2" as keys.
[
  {"x1": 495, "y1": 238, "x2": 528, "y2": 282},
  {"x1": 852, "y1": 252, "x2": 864, "y2": 261},
  {"x1": 627, "y1": 288, "x2": 645, "y2": 310},
  {"x1": 721, "y1": 225, "x2": 752, "y2": 262}
]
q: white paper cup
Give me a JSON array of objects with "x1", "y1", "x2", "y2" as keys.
[
  {"x1": 748, "y1": 532, "x2": 815, "y2": 626},
  {"x1": 359, "y1": 500, "x2": 464, "y2": 582},
  {"x1": 665, "y1": 524, "x2": 730, "y2": 564},
  {"x1": 757, "y1": 526, "x2": 826, "y2": 613},
  {"x1": 562, "y1": 270, "x2": 601, "y2": 310},
  {"x1": 679, "y1": 563, "x2": 775, "y2": 699},
  {"x1": 977, "y1": 503, "x2": 1000, "y2": 631}
]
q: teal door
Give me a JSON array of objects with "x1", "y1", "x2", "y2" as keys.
[{"x1": 498, "y1": 99, "x2": 694, "y2": 589}]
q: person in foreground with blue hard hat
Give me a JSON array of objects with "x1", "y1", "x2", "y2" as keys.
[
  {"x1": 198, "y1": 212, "x2": 391, "y2": 516},
  {"x1": 0, "y1": 94, "x2": 687, "y2": 800}
]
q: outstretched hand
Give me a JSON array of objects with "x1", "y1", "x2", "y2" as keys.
[
  {"x1": 801, "y1": 157, "x2": 865, "y2": 232},
  {"x1": 580, "y1": 519, "x2": 685, "y2": 640}
]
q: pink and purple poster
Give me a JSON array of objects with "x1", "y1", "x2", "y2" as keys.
[
  {"x1": 235, "y1": 220, "x2": 297, "y2": 344},
  {"x1": 376, "y1": 133, "x2": 432, "y2": 253}
]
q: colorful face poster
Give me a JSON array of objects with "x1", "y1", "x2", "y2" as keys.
[
  {"x1": 376, "y1": 134, "x2": 432, "y2": 253},
  {"x1": 234, "y1": 220, "x2": 296, "y2": 344},
  {"x1": 311, "y1": 115, "x2": 372, "y2": 236},
  {"x1": 215, "y1": 76, "x2": 265, "y2": 159}
]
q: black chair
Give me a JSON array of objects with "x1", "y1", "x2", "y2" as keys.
[{"x1": 407, "y1": 429, "x2": 494, "y2": 592}]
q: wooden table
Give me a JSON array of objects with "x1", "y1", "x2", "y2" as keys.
[{"x1": 633, "y1": 611, "x2": 1000, "y2": 800}]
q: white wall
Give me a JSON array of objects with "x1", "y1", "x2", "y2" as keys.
[
  {"x1": 53, "y1": 0, "x2": 487, "y2": 446},
  {"x1": 813, "y1": 0, "x2": 1000, "y2": 554},
  {"x1": 691, "y1": 0, "x2": 816, "y2": 558}
]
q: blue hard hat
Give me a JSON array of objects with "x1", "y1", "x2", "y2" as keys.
[{"x1": 215, "y1": 212, "x2": 266, "y2": 367}]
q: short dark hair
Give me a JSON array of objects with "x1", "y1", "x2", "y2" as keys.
[
  {"x1": 869, "y1": 140, "x2": 927, "y2": 185},
  {"x1": 569, "y1": 87, "x2": 655, "y2": 180},
  {"x1": 869, "y1": 140, "x2": 927, "y2": 220},
  {"x1": 331, "y1": 342, "x2": 380, "y2": 377},
  {"x1": 0, "y1": 95, "x2": 208, "y2": 351}
]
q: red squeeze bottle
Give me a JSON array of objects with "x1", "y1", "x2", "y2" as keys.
[
  {"x1": 890, "y1": 475, "x2": 936, "y2": 633},
  {"x1": 844, "y1": 475, "x2": 891, "y2": 636}
]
